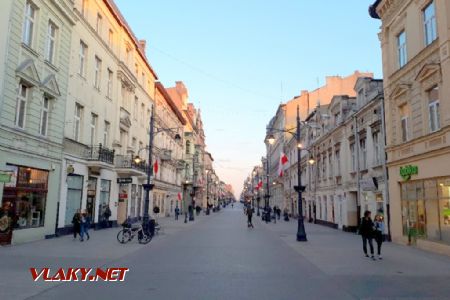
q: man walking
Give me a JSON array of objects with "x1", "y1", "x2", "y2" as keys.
[
  {"x1": 360, "y1": 210, "x2": 376, "y2": 260},
  {"x1": 175, "y1": 206, "x2": 180, "y2": 220},
  {"x1": 246, "y1": 204, "x2": 254, "y2": 228}
]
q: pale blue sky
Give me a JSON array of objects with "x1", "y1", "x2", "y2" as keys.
[{"x1": 114, "y1": 0, "x2": 382, "y2": 197}]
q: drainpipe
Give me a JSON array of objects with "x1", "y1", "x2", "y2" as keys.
[
  {"x1": 354, "y1": 115, "x2": 361, "y2": 227},
  {"x1": 380, "y1": 95, "x2": 391, "y2": 241}
]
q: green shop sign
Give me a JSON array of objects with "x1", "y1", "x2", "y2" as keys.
[
  {"x1": 400, "y1": 165, "x2": 418, "y2": 181},
  {"x1": 0, "y1": 173, "x2": 11, "y2": 183}
]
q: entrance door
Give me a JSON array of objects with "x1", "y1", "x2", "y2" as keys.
[{"x1": 86, "y1": 177, "x2": 97, "y2": 222}]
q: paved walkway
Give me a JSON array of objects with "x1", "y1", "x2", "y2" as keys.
[{"x1": 1, "y1": 205, "x2": 450, "y2": 299}]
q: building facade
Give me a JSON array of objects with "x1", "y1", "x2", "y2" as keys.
[
  {"x1": 0, "y1": 0, "x2": 75, "y2": 244},
  {"x1": 371, "y1": 0, "x2": 450, "y2": 254}
]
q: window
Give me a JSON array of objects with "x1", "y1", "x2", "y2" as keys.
[
  {"x1": 397, "y1": 31, "x2": 407, "y2": 68},
  {"x1": 134, "y1": 97, "x2": 138, "y2": 120},
  {"x1": 428, "y1": 86, "x2": 440, "y2": 132},
  {"x1": 132, "y1": 137, "x2": 137, "y2": 152},
  {"x1": 96, "y1": 13, "x2": 102, "y2": 34},
  {"x1": 401, "y1": 116, "x2": 409, "y2": 142},
  {"x1": 45, "y1": 22, "x2": 57, "y2": 64},
  {"x1": 79, "y1": 41, "x2": 87, "y2": 76},
  {"x1": 142, "y1": 73, "x2": 146, "y2": 87},
  {"x1": 3, "y1": 166, "x2": 49, "y2": 229},
  {"x1": 22, "y1": 1, "x2": 36, "y2": 47},
  {"x1": 108, "y1": 29, "x2": 114, "y2": 48},
  {"x1": 135, "y1": 64, "x2": 139, "y2": 79},
  {"x1": 350, "y1": 143, "x2": 355, "y2": 172},
  {"x1": 141, "y1": 103, "x2": 145, "y2": 125},
  {"x1": 94, "y1": 56, "x2": 102, "y2": 89},
  {"x1": 107, "y1": 69, "x2": 113, "y2": 98},
  {"x1": 335, "y1": 149, "x2": 340, "y2": 176},
  {"x1": 399, "y1": 104, "x2": 409, "y2": 142},
  {"x1": 328, "y1": 154, "x2": 333, "y2": 178},
  {"x1": 103, "y1": 121, "x2": 110, "y2": 147},
  {"x1": 322, "y1": 156, "x2": 326, "y2": 179},
  {"x1": 186, "y1": 140, "x2": 191, "y2": 155},
  {"x1": 74, "y1": 103, "x2": 83, "y2": 142},
  {"x1": 373, "y1": 132, "x2": 381, "y2": 165},
  {"x1": 90, "y1": 113, "x2": 97, "y2": 146},
  {"x1": 39, "y1": 96, "x2": 50, "y2": 136},
  {"x1": 424, "y1": 1, "x2": 437, "y2": 46},
  {"x1": 125, "y1": 47, "x2": 131, "y2": 64},
  {"x1": 360, "y1": 138, "x2": 367, "y2": 170},
  {"x1": 15, "y1": 84, "x2": 28, "y2": 129}
]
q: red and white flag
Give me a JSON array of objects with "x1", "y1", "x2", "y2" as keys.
[
  {"x1": 153, "y1": 160, "x2": 159, "y2": 174},
  {"x1": 255, "y1": 180, "x2": 263, "y2": 190},
  {"x1": 177, "y1": 192, "x2": 182, "y2": 201},
  {"x1": 278, "y1": 152, "x2": 288, "y2": 177}
]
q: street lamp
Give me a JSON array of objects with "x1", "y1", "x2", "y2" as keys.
[
  {"x1": 136, "y1": 108, "x2": 181, "y2": 235},
  {"x1": 265, "y1": 105, "x2": 316, "y2": 242}
]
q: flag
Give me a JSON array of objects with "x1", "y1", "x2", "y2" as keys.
[
  {"x1": 256, "y1": 180, "x2": 263, "y2": 190},
  {"x1": 177, "y1": 192, "x2": 182, "y2": 201},
  {"x1": 278, "y1": 152, "x2": 288, "y2": 177},
  {"x1": 153, "y1": 160, "x2": 159, "y2": 174}
]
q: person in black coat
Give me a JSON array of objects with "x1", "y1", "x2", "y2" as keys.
[
  {"x1": 72, "y1": 210, "x2": 81, "y2": 239},
  {"x1": 359, "y1": 210, "x2": 375, "y2": 260}
]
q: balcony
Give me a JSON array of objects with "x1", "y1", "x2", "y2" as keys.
[
  {"x1": 64, "y1": 139, "x2": 115, "y2": 167},
  {"x1": 115, "y1": 154, "x2": 149, "y2": 177},
  {"x1": 160, "y1": 149, "x2": 172, "y2": 161}
]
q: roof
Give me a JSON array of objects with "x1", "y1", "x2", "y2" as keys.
[
  {"x1": 155, "y1": 82, "x2": 186, "y2": 125},
  {"x1": 104, "y1": 0, "x2": 158, "y2": 79}
]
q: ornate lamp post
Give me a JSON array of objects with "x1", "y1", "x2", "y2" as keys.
[
  {"x1": 266, "y1": 105, "x2": 315, "y2": 242},
  {"x1": 134, "y1": 108, "x2": 181, "y2": 234}
]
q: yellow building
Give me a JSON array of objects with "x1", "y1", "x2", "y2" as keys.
[{"x1": 371, "y1": 0, "x2": 450, "y2": 254}]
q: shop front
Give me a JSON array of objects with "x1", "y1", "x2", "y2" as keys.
[
  {"x1": 0, "y1": 160, "x2": 60, "y2": 245},
  {"x1": 390, "y1": 155, "x2": 450, "y2": 255}
]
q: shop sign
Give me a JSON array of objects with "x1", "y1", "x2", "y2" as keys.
[
  {"x1": 119, "y1": 193, "x2": 128, "y2": 199},
  {"x1": 400, "y1": 165, "x2": 418, "y2": 181},
  {"x1": 117, "y1": 178, "x2": 132, "y2": 184},
  {"x1": 0, "y1": 172, "x2": 11, "y2": 183}
]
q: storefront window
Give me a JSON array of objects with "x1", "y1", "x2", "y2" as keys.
[
  {"x1": 2, "y1": 165, "x2": 49, "y2": 229},
  {"x1": 66, "y1": 175, "x2": 83, "y2": 226},
  {"x1": 402, "y1": 177, "x2": 450, "y2": 244}
]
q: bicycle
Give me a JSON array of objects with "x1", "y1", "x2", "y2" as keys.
[{"x1": 117, "y1": 222, "x2": 152, "y2": 244}]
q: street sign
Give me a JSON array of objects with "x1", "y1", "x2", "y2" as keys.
[{"x1": 117, "y1": 178, "x2": 132, "y2": 184}]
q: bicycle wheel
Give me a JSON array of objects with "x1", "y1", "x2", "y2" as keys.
[
  {"x1": 117, "y1": 229, "x2": 131, "y2": 244},
  {"x1": 138, "y1": 230, "x2": 152, "y2": 244}
]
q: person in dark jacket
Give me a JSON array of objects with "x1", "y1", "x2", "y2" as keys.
[
  {"x1": 374, "y1": 214, "x2": 385, "y2": 259},
  {"x1": 80, "y1": 210, "x2": 90, "y2": 242},
  {"x1": 360, "y1": 210, "x2": 375, "y2": 260},
  {"x1": 72, "y1": 210, "x2": 81, "y2": 239},
  {"x1": 246, "y1": 204, "x2": 254, "y2": 228}
]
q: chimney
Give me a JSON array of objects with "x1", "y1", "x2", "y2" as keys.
[{"x1": 139, "y1": 39, "x2": 146, "y2": 52}]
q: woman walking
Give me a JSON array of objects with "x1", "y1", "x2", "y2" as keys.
[
  {"x1": 72, "y1": 210, "x2": 81, "y2": 240},
  {"x1": 374, "y1": 214, "x2": 385, "y2": 259},
  {"x1": 359, "y1": 210, "x2": 375, "y2": 260},
  {"x1": 80, "y1": 210, "x2": 91, "y2": 242}
]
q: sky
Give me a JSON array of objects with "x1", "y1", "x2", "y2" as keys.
[{"x1": 114, "y1": 0, "x2": 383, "y2": 198}]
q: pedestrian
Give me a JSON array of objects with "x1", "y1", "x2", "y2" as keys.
[
  {"x1": 246, "y1": 205, "x2": 254, "y2": 228},
  {"x1": 72, "y1": 210, "x2": 81, "y2": 240},
  {"x1": 80, "y1": 210, "x2": 90, "y2": 242},
  {"x1": 359, "y1": 210, "x2": 376, "y2": 260},
  {"x1": 231, "y1": 203, "x2": 234, "y2": 209},
  {"x1": 276, "y1": 207, "x2": 281, "y2": 220},
  {"x1": 283, "y1": 208, "x2": 289, "y2": 221},
  {"x1": 175, "y1": 207, "x2": 180, "y2": 220},
  {"x1": 374, "y1": 214, "x2": 385, "y2": 260},
  {"x1": 103, "y1": 205, "x2": 111, "y2": 228}
]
